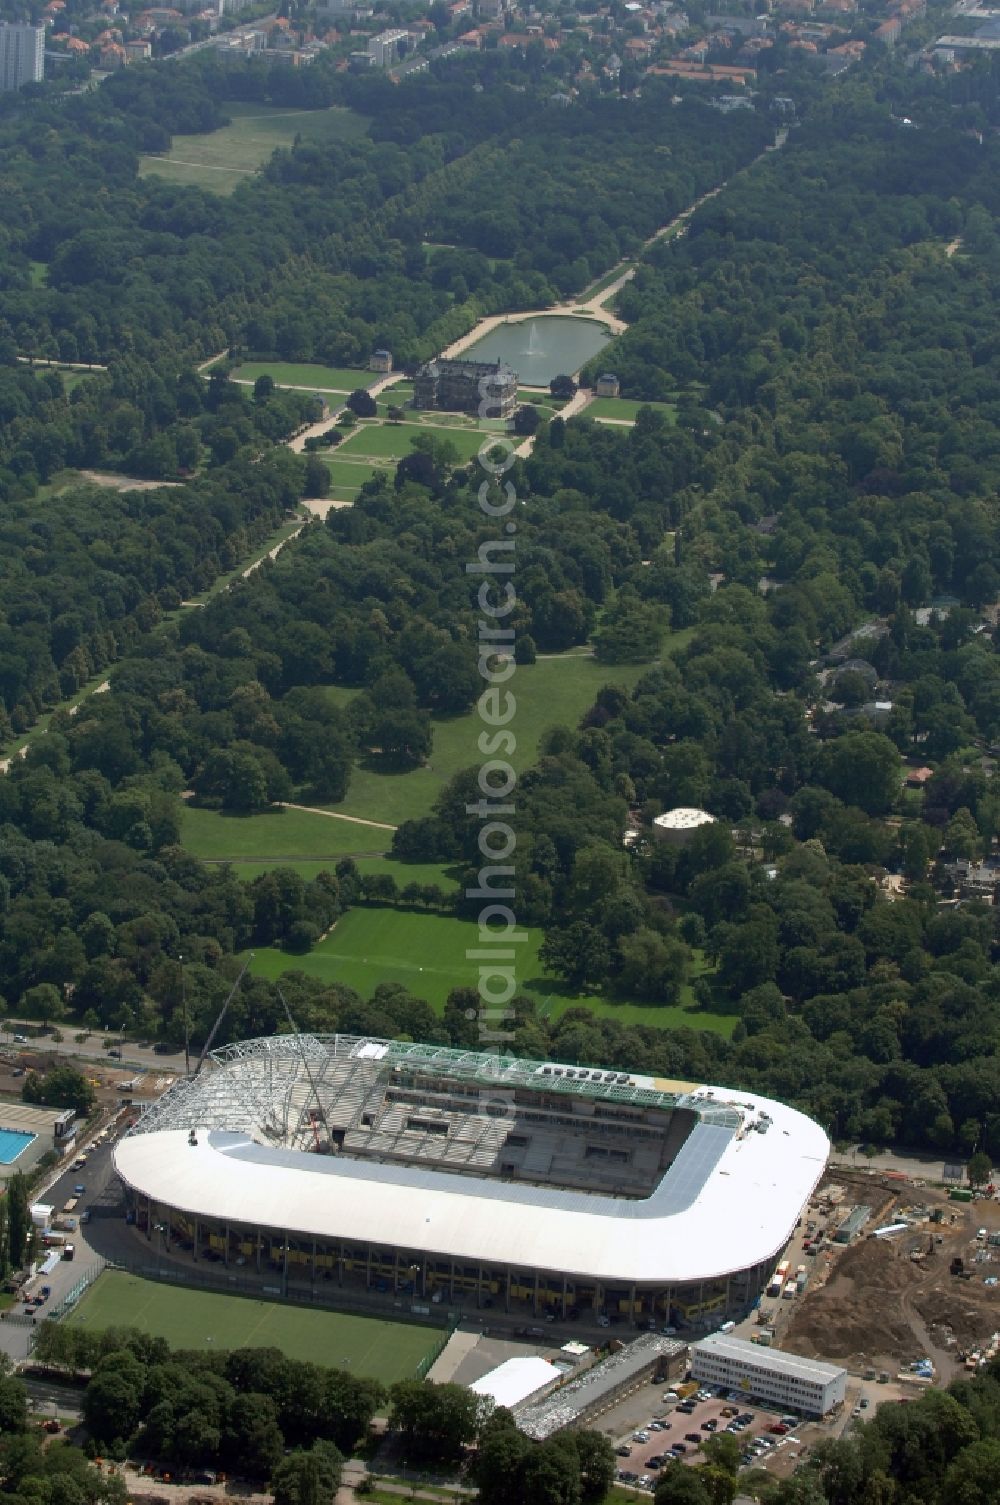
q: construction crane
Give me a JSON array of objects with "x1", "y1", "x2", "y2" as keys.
[
  {"x1": 193, "y1": 956, "x2": 253, "y2": 1076},
  {"x1": 276, "y1": 985, "x2": 332, "y2": 1151}
]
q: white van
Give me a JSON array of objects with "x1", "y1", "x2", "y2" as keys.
[{"x1": 662, "y1": 1392, "x2": 680, "y2": 1406}]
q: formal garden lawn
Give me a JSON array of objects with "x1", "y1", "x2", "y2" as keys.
[
  {"x1": 321, "y1": 456, "x2": 393, "y2": 492},
  {"x1": 229, "y1": 361, "x2": 374, "y2": 393},
  {"x1": 140, "y1": 103, "x2": 369, "y2": 194},
  {"x1": 250, "y1": 908, "x2": 731, "y2": 1033},
  {"x1": 579, "y1": 397, "x2": 677, "y2": 424},
  {"x1": 335, "y1": 423, "x2": 493, "y2": 463},
  {"x1": 322, "y1": 653, "x2": 652, "y2": 827},
  {"x1": 65, "y1": 1272, "x2": 437, "y2": 1379}
]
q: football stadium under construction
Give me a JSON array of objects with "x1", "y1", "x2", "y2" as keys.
[{"x1": 114, "y1": 1035, "x2": 830, "y2": 1327}]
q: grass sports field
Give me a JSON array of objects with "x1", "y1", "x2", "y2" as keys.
[
  {"x1": 65, "y1": 1271, "x2": 437, "y2": 1380},
  {"x1": 580, "y1": 397, "x2": 677, "y2": 424},
  {"x1": 252, "y1": 907, "x2": 731, "y2": 1033},
  {"x1": 140, "y1": 103, "x2": 368, "y2": 195}
]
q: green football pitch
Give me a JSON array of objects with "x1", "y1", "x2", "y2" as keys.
[{"x1": 65, "y1": 1271, "x2": 440, "y2": 1381}]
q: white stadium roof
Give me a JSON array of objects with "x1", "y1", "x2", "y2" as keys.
[{"x1": 114, "y1": 1036, "x2": 830, "y2": 1286}]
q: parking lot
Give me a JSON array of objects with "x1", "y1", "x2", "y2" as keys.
[{"x1": 612, "y1": 1387, "x2": 809, "y2": 1491}]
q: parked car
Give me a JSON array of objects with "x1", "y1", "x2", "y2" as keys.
[
  {"x1": 684, "y1": 1433, "x2": 701, "y2": 1445},
  {"x1": 73, "y1": 1184, "x2": 85, "y2": 1195},
  {"x1": 616, "y1": 1446, "x2": 632, "y2": 1457}
]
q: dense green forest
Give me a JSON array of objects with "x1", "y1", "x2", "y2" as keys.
[{"x1": 0, "y1": 42, "x2": 999, "y2": 1173}]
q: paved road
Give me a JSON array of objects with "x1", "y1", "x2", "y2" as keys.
[
  {"x1": 1, "y1": 1022, "x2": 188, "y2": 1076},
  {"x1": 0, "y1": 1130, "x2": 122, "y2": 1364}
]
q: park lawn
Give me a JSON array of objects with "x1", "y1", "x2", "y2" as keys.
[
  {"x1": 335, "y1": 423, "x2": 493, "y2": 463},
  {"x1": 140, "y1": 103, "x2": 368, "y2": 194},
  {"x1": 251, "y1": 908, "x2": 733, "y2": 1034},
  {"x1": 581, "y1": 397, "x2": 677, "y2": 424},
  {"x1": 180, "y1": 803, "x2": 392, "y2": 863},
  {"x1": 65, "y1": 1271, "x2": 436, "y2": 1380},
  {"x1": 230, "y1": 361, "x2": 373, "y2": 394},
  {"x1": 322, "y1": 456, "x2": 393, "y2": 491},
  {"x1": 376, "y1": 385, "x2": 412, "y2": 409},
  {"x1": 324, "y1": 653, "x2": 651, "y2": 827}
]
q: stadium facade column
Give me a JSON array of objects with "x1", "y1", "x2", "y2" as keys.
[
  {"x1": 193, "y1": 1217, "x2": 199, "y2": 1260},
  {"x1": 561, "y1": 1275, "x2": 567, "y2": 1320},
  {"x1": 533, "y1": 1269, "x2": 540, "y2": 1315},
  {"x1": 256, "y1": 1227, "x2": 262, "y2": 1273},
  {"x1": 282, "y1": 1238, "x2": 289, "y2": 1296},
  {"x1": 338, "y1": 1240, "x2": 345, "y2": 1285},
  {"x1": 449, "y1": 1260, "x2": 455, "y2": 1301},
  {"x1": 366, "y1": 1243, "x2": 372, "y2": 1289},
  {"x1": 223, "y1": 1222, "x2": 229, "y2": 1266},
  {"x1": 505, "y1": 1268, "x2": 511, "y2": 1313},
  {"x1": 629, "y1": 1283, "x2": 636, "y2": 1327},
  {"x1": 311, "y1": 1238, "x2": 317, "y2": 1282}
]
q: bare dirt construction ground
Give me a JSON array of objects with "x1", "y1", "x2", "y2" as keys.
[{"x1": 785, "y1": 1171, "x2": 1000, "y2": 1381}]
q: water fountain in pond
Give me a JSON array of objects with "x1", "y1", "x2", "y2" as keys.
[{"x1": 524, "y1": 321, "x2": 543, "y2": 357}]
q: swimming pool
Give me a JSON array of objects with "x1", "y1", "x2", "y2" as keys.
[{"x1": 0, "y1": 1129, "x2": 36, "y2": 1164}]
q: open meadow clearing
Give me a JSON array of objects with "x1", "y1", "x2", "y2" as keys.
[
  {"x1": 66, "y1": 1271, "x2": 437, "y2": 1380},
  {"x1": 180, "y1": 802, "x2": 391, "y2": 864},
  {"x1": 229, "y1": 360, "x2": 374, "y2": 393},
  {"x1": 140, "y1": 103, "x2": 368, "y2": 194},
  {"x1": 324, "y1": 653, "x2": 650, "y2": 827},
  {"x1": 251, "y1": 907, "x2": 730, "y2": 1033}
]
